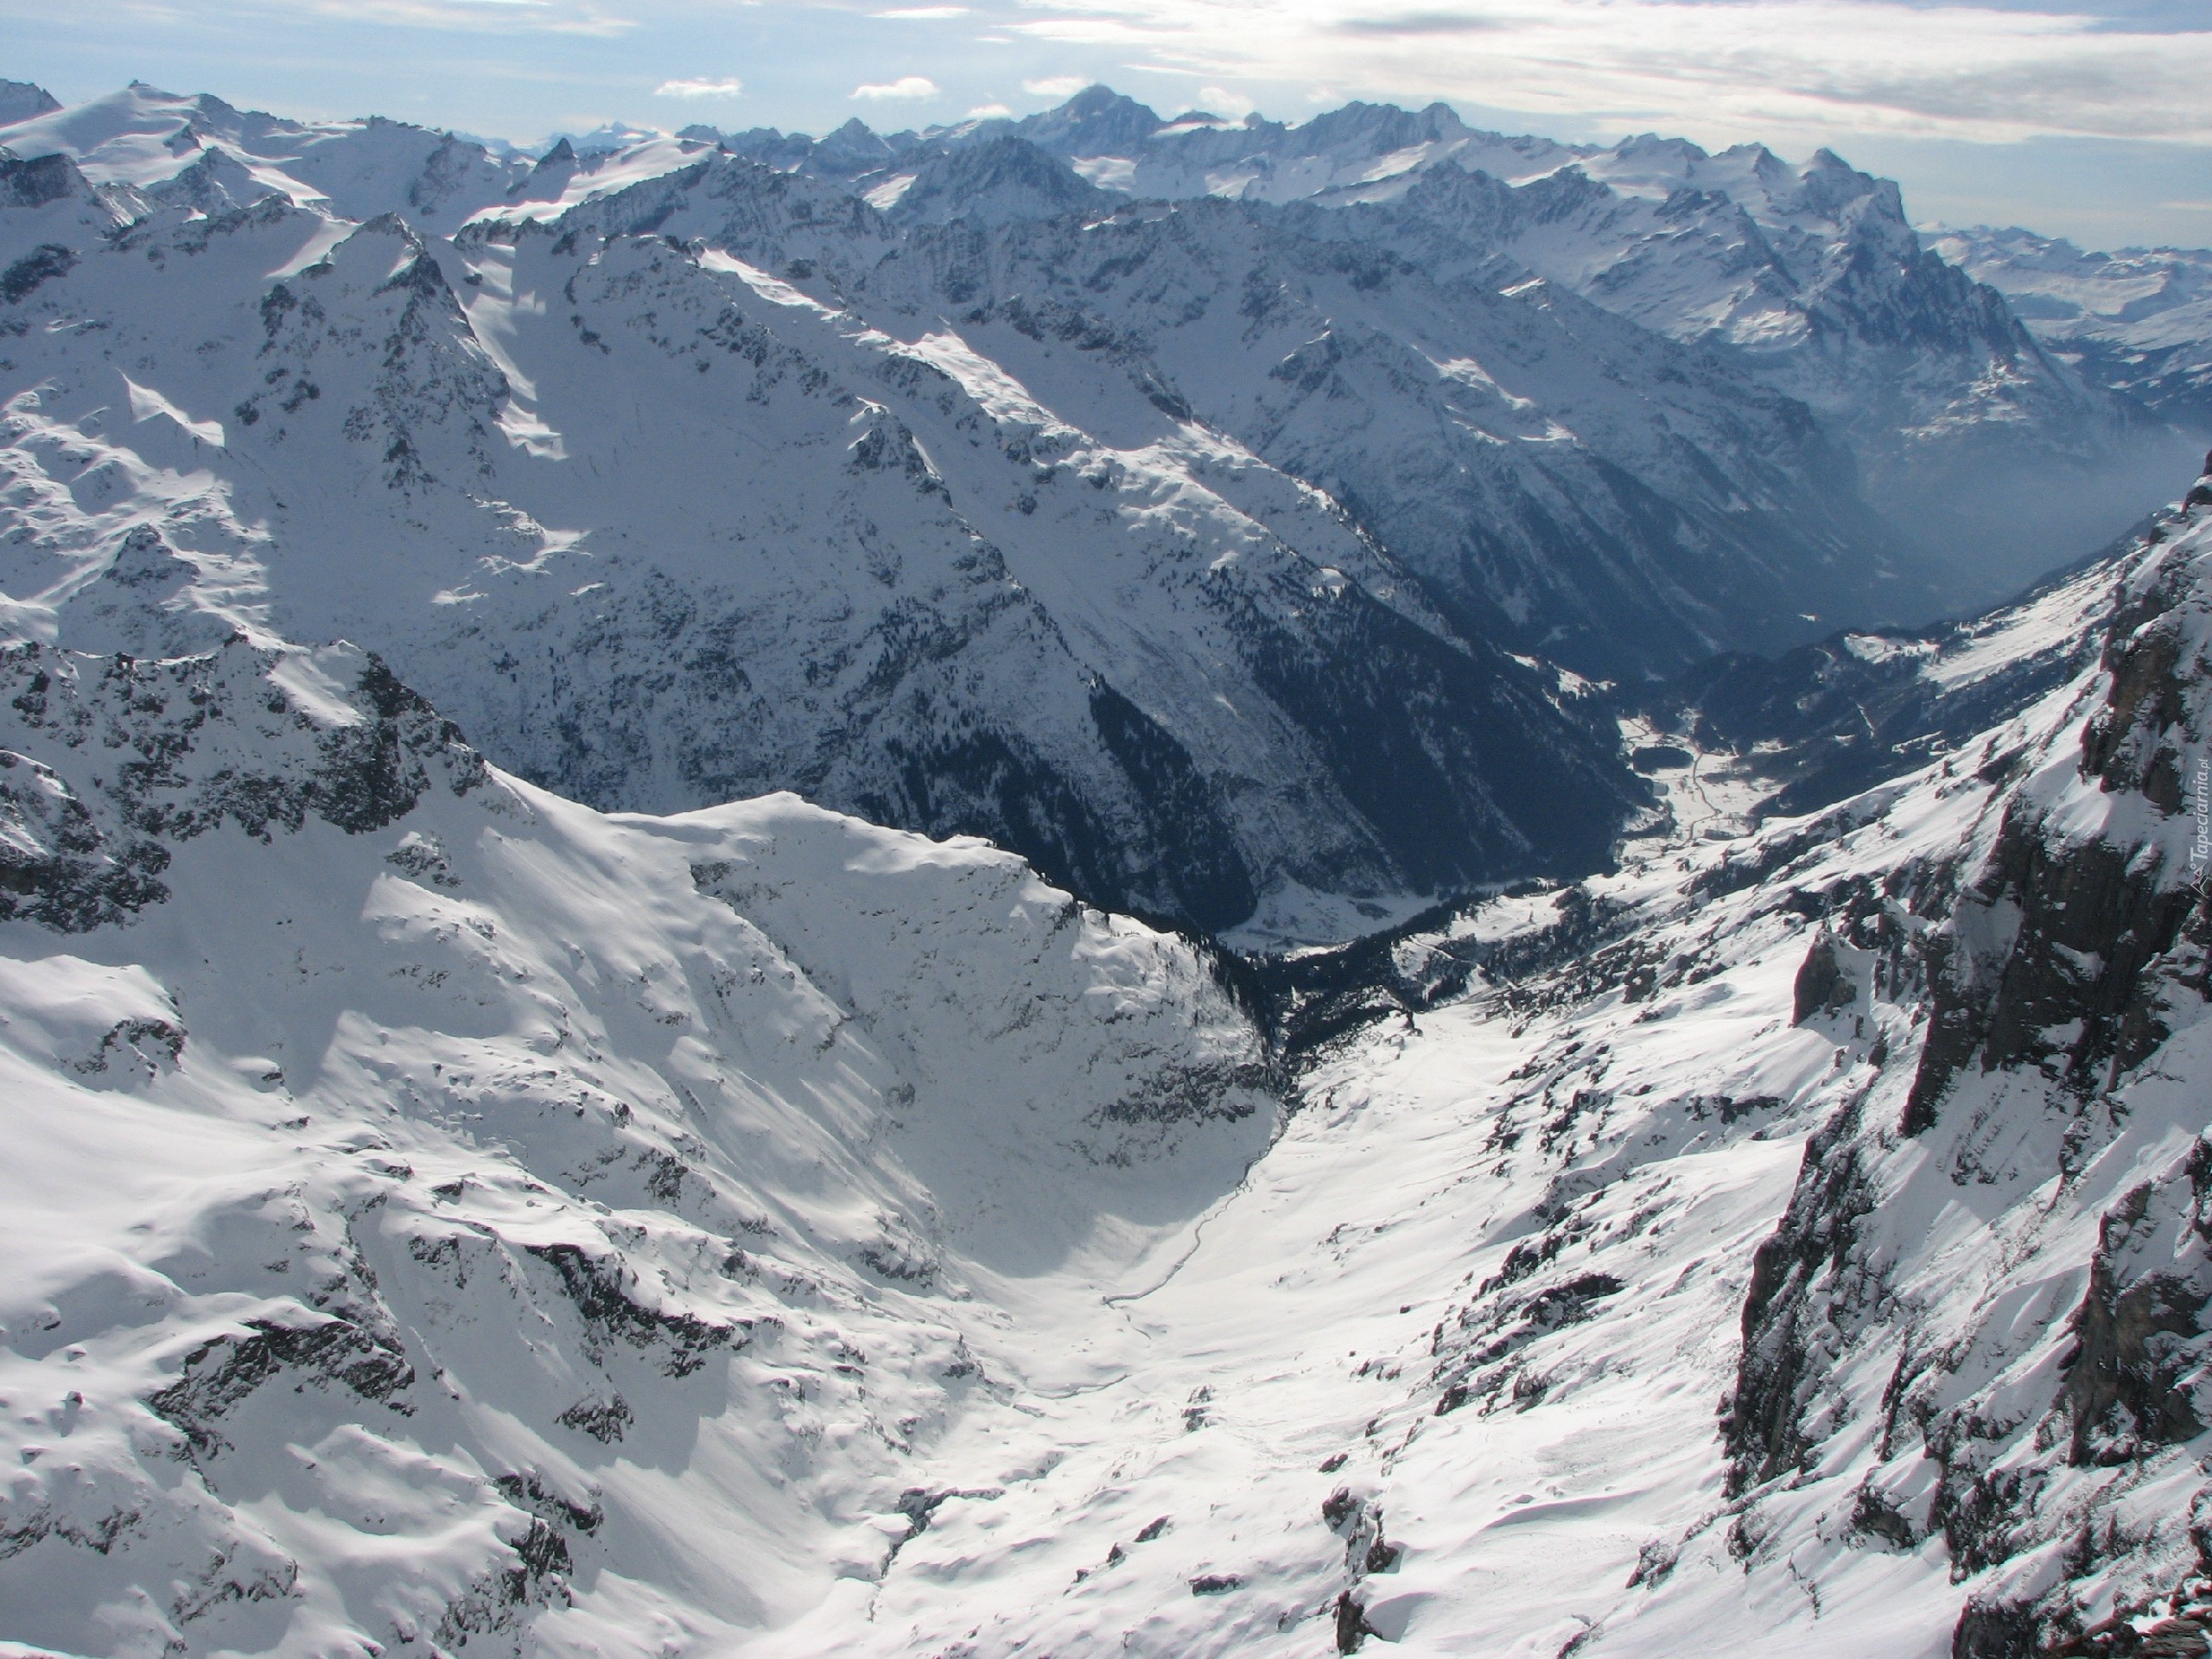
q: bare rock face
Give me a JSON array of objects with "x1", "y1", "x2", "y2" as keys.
[
  {"x1": 1904, "y1": 486, "x2": 2212, "y2": 1133},
  {"x1": 2063, "y1": 1173, "x2": 2210, "y2": 1468},
  {"x1": 1791, "y1": 928, "x2": 1860, "y2": 1026}
]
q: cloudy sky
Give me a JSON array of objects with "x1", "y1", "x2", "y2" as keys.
[{"x1": 6, "y1": 0, "x2": 2209, "y2": 245}]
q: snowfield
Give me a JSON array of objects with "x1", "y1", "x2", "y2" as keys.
[
  {"x1": 3, "y1": 472, "x2": 2207, "y2": 1657},
  {"x1": 0, "y1": 633, "x2": 1276, "y2": 1657},
  {"x1": 3, "y1": 73, "x2": 2210, "y2": 1659}
]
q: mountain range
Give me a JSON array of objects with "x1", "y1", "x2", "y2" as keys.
[
  {"x1": 4, "y1": 77, "x2": 2207, "y2": 936},
  {"x1": 3, "y1": 73, "x2": 2212, "y2": 1658}
]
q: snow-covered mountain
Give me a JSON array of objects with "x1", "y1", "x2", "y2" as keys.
[
  {"x1": 5, "y1": 442, "x2": 2208, "y2": 1656},
  {"x1": 0, "y1": 89, "x2": 1654, "y2": 938},
  {"x1": 8, "y1": 80, "x2": 2198, "y2": 942},
  {"x1": 7, "y1": 62, "x2": 2212, "y2": 1659},
  {"x1": 1929, "y1": 225, "x2": 2212, "y2": 435},
  {"x1": 0, "y1": 628, "x2": 1279, "y2": 1656},
  {"x1": 702, "y1": 86, "x2": 2195, "y2": 604},
  {"x1": 855, "y1": 186, "x2": 1904, "y2": 677}
]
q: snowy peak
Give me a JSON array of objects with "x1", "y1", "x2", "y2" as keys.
[
  {"x1": 3, "y1": 130, "x2": 1656, "y2": 933},
  {"x1": 1012, "y1": 87, "x2": 1580, "y2": 203},
  {"x1": 143, "y1": 145, "x2": 285, "y2": 213},
  {"x1": 0, "y1": 149, "x2": 147, "y2": 277},
  {"x1": 1931, "y1": 222, "x2": 2212, "y2": 428},
  {"x1": 721, "y1": 86, "x2": 2192, "y2": 591},
  {"x1": 1013, "y1": 84, "x2": 1164, "y2": 156},
  {"x1": 1, "y1": 74, "x2": 2200, "y2": 933},
  {"x1": 0, "y1": 79, "x2": 60, "y2": 128},
  {"x1": 818, "y1": 113, "x2": 906, "y2": 171},
  {"x1": 880, "y1": 135, "x2": 1103, "y2": 226},
  {"x1": 1, "y1": 149, "x2": 93, "y2": 210},
  {"x1": 0, "y1": 83, "x2": 305, "y2": 194},
  {"x1": 0, "y1": 84, "x2": 677, "y2": 232}
]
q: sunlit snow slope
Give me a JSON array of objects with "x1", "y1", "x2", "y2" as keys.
[
  {"x1": 0, "y1": 632, "x2": 1277, "y2": 1656},
  {"x1": 3, "y1": 458, "x2": 2208, "y2": 1657},
  {"x1": 0, "y1": 84, "x2": 1651, "y2": 938}
]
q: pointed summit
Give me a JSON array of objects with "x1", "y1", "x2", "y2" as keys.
[
  {"x1": 885, "y1": 133, "x2": 1104, "y2": 227},
  {"x1": 0, "y1": 80, "x2": 60, "y2": 129},
  {"x1": 817, "y1": 116, "x2": 896, "y2": 168},
  {"x1": 1018, "y1": 86, "x2": 1161, "y2": 154}
]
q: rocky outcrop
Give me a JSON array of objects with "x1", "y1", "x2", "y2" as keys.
[
  {"x1": 2062, "y1": 1167, "x2": 2210, "y2": 1467},
  {"x1": 1904, "y1": 483, "x2": 2212, "y2": 1133},
  {"x1": 148, "y1": 1313, "x2": 416, "y2": 1458},
  {"x1": 1724, "y1": 465, "x2": 2212, "y2": 1656},
  {"x1": 0, "y1": 638, "x2": 487, "y2": 930}
]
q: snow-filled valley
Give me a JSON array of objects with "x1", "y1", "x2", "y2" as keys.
[
  {"x1": 3, "y1": 73, "x2": 2212, "y2": 1659},
  {"x1": 4, "y1": 459, "x2": 2208, "y2": 1659}
]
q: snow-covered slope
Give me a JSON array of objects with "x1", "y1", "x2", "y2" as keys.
[
  {"x1": 1662, "y1": 535, "x2": 2139, "y2": 817},
  {"x1": 1706, "y1": 463, "x2": 2212, "y2": 1656},
  {"x1": 0, "y1": 632, "x2": 1279, "y2": 1656},
  {"x1": 1929, "y1": 225, "x2": 2212, "y2": 435},
  {"x1": 11, "y1": 82, "x2": 2189, "y2": 632},
  {"x1": 0, "y1": 289, "x2": 2195, "y2": 1659},
  {"x1": 854, "y1": 190, "x2": 1907, "y2": 677},
  {"x1": 0, "y1": 83, "x2": 717, "y2": 233},
  {"x1": 704, "y1": 87, "x2": 2191, "y2": 604},
  {"x1": 0, "y1": 112, "x2": 1646, "y2": 935},
  {"x1": 6, "y1": 64, "x2": 2212, "y2": 1658},
  {"x1": 7, "y1": 76, "x2": 2191, "y2": 937},
  {"x1": 1304, "y1": 156, "x2": 2187, "y2": 600},
  {"x1": 8, "y1": 460, "x2": 2207, "y2": 1659}
]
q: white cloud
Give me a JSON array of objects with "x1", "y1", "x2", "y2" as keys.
[
  {"x1": 1022, "y1": 74, "x2": 1090, "y2": 98},
  {"x1": 1198, "y1": 85, "x2": 1253, "y2": 118},
  {"x1": 1007, "y1": 0, "x2": 2212, "y2": 146},
  {"x1": 283, "y1": 0, "x2": 636, "y2": 33},
  {"x1": 872, "y1": 5, "x2": 969, "y2": 15},
  {"x1": 853, "y1": 75, "x2": 941, "y2": 99},
  {"x1": 654, "y1": 77, "x2": 741, "y2": 98},
  {"x1": 966, "y1": 102, "x2": 1015, "y2": 118}
]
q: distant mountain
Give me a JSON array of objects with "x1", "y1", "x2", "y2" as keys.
[
  {"x1": 1928, "y1": 223, "x2": 2212, "y2": 432},
  {"x1": 698, "y1": 86, "x2": 2192, "y2": 605},
  {"x1": 0, "y1": 101, "x2": 1643, "y2": 938},
  {"x1": 857, "y1": 185, "x2": 1908, "y2": 675},
  {"x1": 0, "y1": 77, "x2": 59, "y2": 128}
]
